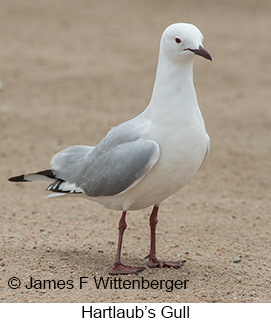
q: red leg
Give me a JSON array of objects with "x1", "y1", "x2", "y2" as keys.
[
  {"x1": 146, "y1": 205, "x2": 185, "y2": 269},
  {"x1": 109, "y1": 211, "x2": 145, "y2": 275}
]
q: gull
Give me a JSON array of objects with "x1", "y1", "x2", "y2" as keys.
[{"x1": 9, "y1": 23, "x2": 212, "y2": 275}]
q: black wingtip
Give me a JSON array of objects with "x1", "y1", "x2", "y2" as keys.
[
  {"x1": 36, "y1": 169, "x2": 56, "y2": 179},
  {"x1": 8, "y1": 175, "x2": 27, "y2": 182}
]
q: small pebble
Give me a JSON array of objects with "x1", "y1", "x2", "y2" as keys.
[
  {"x1": 236, "y1": 276, "x2": 242, "y2": 283},
  {"x1": 233, "y1": 257, "x2": 242, "y2": 263}
]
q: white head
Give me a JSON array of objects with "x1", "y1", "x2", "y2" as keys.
[{"x1": 160, "y1": 23, "x2": 212, "y2": 63}]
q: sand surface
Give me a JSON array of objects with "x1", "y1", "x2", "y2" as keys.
[{"x1": 1, "y1": 0, "x2": 271, "y2": 302}]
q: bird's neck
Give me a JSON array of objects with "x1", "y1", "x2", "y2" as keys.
[{"x1": 147, "y1": 54, "x2": 198, "y2": 115}]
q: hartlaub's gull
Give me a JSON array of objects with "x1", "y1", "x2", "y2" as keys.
[{"x1": 9, "y1": 23, "x2": 212, "y2": 275}]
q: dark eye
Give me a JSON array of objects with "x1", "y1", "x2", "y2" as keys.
[{"x1": 175, "y1": 37, "x2": 182, "y2": 44}]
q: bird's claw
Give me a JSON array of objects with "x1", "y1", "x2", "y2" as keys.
[
  {"x1": 147, "y1": 257, "x2": 186, "y2": 269},
  {"x1": 109, "y1": 263, "x2": 145, "y2": 275}
]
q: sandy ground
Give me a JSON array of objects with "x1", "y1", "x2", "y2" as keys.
[{"x1": 1, "y1": 0, "x2": 271, "y2": 303}]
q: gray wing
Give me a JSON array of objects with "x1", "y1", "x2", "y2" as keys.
[
  {"x1": 50, "y1": 122, "x2": 160, "y2": 197},
  {"x1": 51, "y1": 145, "x2": 95, "y2": 183},
  {"x1": 77, "y1": 138, "x2": 160, "y2": 197}
]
